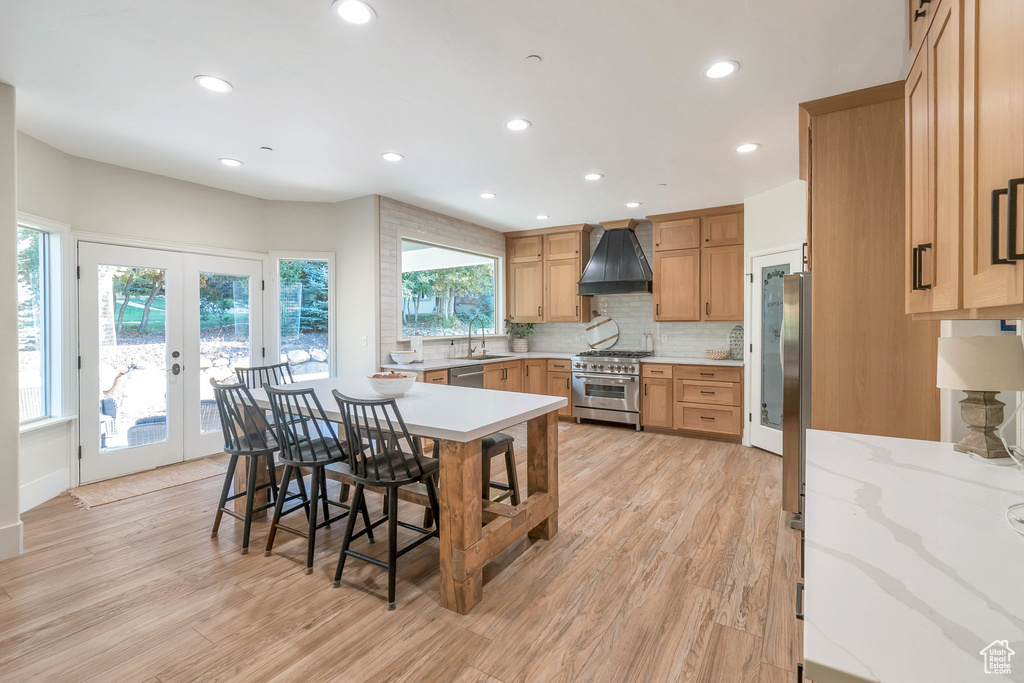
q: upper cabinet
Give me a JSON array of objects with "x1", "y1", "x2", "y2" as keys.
[
  {"x1": 505, "y1": 225, "x2": 592, "y2": 324},
  {"x1": 904, "y1": 0, "x2": 1024, "y2": 318},
  {"x1": 648, "y1": 205, "x2": 745, "y2": 322}
]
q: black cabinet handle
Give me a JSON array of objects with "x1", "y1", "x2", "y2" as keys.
[
  {"x1": 705, "y1": 302, "x2": 710, "y2": 316},
  {"x1": 656, "y1": 303, "x2": 660, "y2": 315},
  {"x1": 796, "y1": 582, "x2": 804, "y2": 620},
  {"x1": 912, "y1": 245, "x2": 920, "y2": 290},
  {"x1": 1009, "y1": 177, "x2": 1024, "y2": 261},
  {"x1": 913, "y1": 243, "x2": 933, "y2": 290},
  {"x1": 700, "y1": 390, "x2": 715, "y2": 395},
  {"x1": 913, "y1": 8, "x2": 926, "y2": 21},
  {"x1": 993, "y1": 187, "x2": 1012, "y2": 265},
  {"x1": 918, "y1": 0, "x2": 931, "y2": 6},
  {"x1": 700, "y1": 416, "x2": 715, "y2": 421}
]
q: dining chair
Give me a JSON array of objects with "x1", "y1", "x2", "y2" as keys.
[
  {"x1": 210, "y1": 378, "x2": 290, "y2": 555},
  {"x1": 235, "y1": 362, "x2": 294, "y2": 389},
  {"x1": 331, "y1": 391, "x2": 440, "y2": 610},
  {"x1": 264, "y1": 385, "x2": 375, "y2": 574}
]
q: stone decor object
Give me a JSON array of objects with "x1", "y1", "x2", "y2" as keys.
[{"x1": 729, "y1": 324, "x2": 744, "y2": 360}]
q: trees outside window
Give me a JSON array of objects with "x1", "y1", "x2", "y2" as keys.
[{"x1": 400, "y1": 240, "x2": 497, "y2": 338}]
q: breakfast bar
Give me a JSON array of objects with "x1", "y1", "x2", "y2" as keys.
[{"x1": 250, "y1": 376, "x2": 566, "y2": 614}]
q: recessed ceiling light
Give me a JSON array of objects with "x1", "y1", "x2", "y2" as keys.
[
  {"x1": 480, "y1": 192, "x2": 497, "y2": 199},
  {"x1": 506, "y1": 119, "x2": 531, "y2": 131},
  {"x1": 736, "y1": 143, "x2": 761, "y2": 154},
  {"x1": 259, "y1": 146, "x2": 273, "y2": 151},
  {"x1": 703, "y1": 61, "x2": 739, "y2": 79},
  {"x1": 194, "y1": 75, "x2": 233, "y2": 93},
  {"x1": 332, "y1": 0, "x2": 375, "y2": 25},
  {"x1": 525, "y1": 55, "x2": 543, "y2": 65},
  {"x1": 625, "y1": 202, "x2": 642, "y2": 208},
  {"x1": 381, "y1": 152, "x2": 404, "y2": 162},
  {"x1": 536, "y1": 214, "x2": 549, "y2": 220},
  {"x1": 583, "y1": 173, "x2": 603, "y2": 181},
  {"x1": 218, "y1": 158, "x2": 243, "y2": 167}
]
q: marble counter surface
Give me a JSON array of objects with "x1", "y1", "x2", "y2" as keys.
[
  {"x1": 804, "y1": 429, "x2": 1024, "y2": 683},
  {"x1": 381, "y1": 351, "x2": 743, "y2": 372}
]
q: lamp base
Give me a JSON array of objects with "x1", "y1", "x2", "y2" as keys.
[{"x1": 954, "y1": 391, "x2": 1008, "y2": 459}]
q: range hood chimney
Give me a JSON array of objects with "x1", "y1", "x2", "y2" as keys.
[{"x1": 577, "y1": 218, "x2": 653, "y2": 295}]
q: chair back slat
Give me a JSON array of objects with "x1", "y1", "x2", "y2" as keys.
[
  {"x1": 266, "y1": 384, "x2": 345, "y2": 464},
  {"x1": 210, "y1": 378, "x2": 275, "y2": 454},
  {"x1": 332, "y1": 391, "x2": 428, "y2": 485},
  {"x1": 235, "y1": 362, "x2": 294, "y2": 390}
]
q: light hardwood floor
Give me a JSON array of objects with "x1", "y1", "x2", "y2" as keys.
[{"x1": 0, "y1": 423, "x2": 802, "y2": 682}]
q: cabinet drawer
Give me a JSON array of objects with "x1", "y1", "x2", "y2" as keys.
[
  {"x1": 423, "y1": 369, "x2": 448, "y2": 385},
  {"x1": 547, "y1": 359, "x2": 572, "y2": 372},
  {"x1": 641, "y1": 364, "x2": 673, "y2": 378},
  {"x1": 674, "y1": 365, "x2": 742, "y2": 383},
  {"x1": 676, "y1": 379, "x2": 739, "y2": 407},
  {"x1": 675, "y1": 402, "x2": 742, "y2": 436}
]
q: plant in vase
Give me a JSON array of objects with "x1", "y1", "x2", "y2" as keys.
[{"x1": 504, "y1": 316, "x2": 535, "y2": 353}]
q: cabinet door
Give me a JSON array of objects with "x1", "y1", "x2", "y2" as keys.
[
  {"x1": 509, "y1": 236, "x2": 543, "y2": 263},
  {"x1": 423, "y1": 369, "x2": 448, "y2": 385},
  {"x1": 545, "y1": 258, "x2": 583, "y2": 322},
  {"x1": 483, "y1": 364, "x2": 503, "y2": 391},
  {"x1": 653, "y1": 248, "x2": 700, "y2": 321},
  {"x1": 653, "y1": 218, "x2": 700, "y2": 251},
  {"x1": 641, "y1": 377, "x2": 673, "y2": 428},
  {"x1": 548, "y1": 371, "x2": 572, "y2": 417},
  {"x1": 544, "y1": 232, "x2": 581, "y2": 260},
  {"x1": 964, "y1": 0, "x2": 1024, "y2": 308},
  {"x1": 503, "y1": 361, "x2": 523, "y2": 392},
  {"x1": 701, "y1": 213, "x2": 743, "y2": 247},
  {"x1": 509, "y1": 261, "x2": 544, "y2": 322},
  {"x1": 701, "y1": 244, "x2": 744, "y2": 321},
  {"x1": 905, "y1": 49, "x2": 933, "y2": 314},
  {"x1": 524, "y1": 359, "x2": 547, "y2": 394}
]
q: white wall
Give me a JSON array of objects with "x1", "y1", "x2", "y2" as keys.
[{"x1": 744, "y1": 180, "x2": 807, "y2": 254}]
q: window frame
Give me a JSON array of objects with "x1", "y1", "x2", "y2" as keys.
[
  {"x1": 396, "y1": 231, "x2": 504, "y2": 342},
  {"x1": 17, "y1": 213, "x2": 72, "y2": 428},
  {"x1": 268, "y1": 251, "x2": 336, "y2": 378}
]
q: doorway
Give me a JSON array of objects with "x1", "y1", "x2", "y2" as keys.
[
  {"x1": 749, "y1": 247, "x2": 802, "y2": 454},
  {"x1": 78, "y1": 243, "x2": 263, "y2": 483}
]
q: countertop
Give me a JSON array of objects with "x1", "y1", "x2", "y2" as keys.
[
  {"x1": 804, "y1": 429, "x2": 1024, "y2": 683},
  {"x1": 381, "y1": 352, "x2": 743, "y2": 372}
]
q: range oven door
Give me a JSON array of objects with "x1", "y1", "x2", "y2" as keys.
[{"x1": 571, "y1": 372, "x2": 640, "y2": 414}]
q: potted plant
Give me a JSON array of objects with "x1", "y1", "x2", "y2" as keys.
[{"x1": 504, "y1": 316, "x2": 535, "y2": 353}]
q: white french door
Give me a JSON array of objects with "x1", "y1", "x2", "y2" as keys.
[
  {"x1": 78, "y1": 243, "x2": 263, "y2": 483},
  {"x1": 749, "y1": 248, "x2": 802, "y2": 454}
]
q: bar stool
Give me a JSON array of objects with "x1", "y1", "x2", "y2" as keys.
[
  {"x1": 332, "y1": 390, "x2": 440, "y2": 610},
  {"x1": 210, "y1": 379, "x2": 290, "y2": 555},
  {"x1": 481, "y1": 433, "x2": 521, "y2": 505},
  {"x1": 264, "y1": 385, "x2": 375, "y2": 574}
]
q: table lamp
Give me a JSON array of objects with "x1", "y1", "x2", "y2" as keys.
[{"x1": 937, "y1": 335, "x2": 1024, "y2": 458}]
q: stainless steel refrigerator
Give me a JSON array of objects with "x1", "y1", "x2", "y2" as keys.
[{"x1": 782, "y1": 272, "x2": 812, "y2": 526}]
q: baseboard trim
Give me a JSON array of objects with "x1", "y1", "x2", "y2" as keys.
[
  {"x1": 0, "y1": 519, "x2": 24, "y2": 561},
  {"x1": 19, "y1": 468, "x2": 71, "y2": 514}
]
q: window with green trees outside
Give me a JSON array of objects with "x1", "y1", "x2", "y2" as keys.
[{"x1": 401, "y1": 239, "x2": 497, "y2": 338}]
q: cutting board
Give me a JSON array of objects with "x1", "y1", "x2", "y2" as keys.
[{"x1": 585, "y1": 311, "x2": 619, "y2": 350}]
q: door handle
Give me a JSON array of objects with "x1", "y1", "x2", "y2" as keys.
[
  {"x1": 992, "y1": 187, "x2": 1013, "y2": 264},
  {"x1": 168, "y1": 363, "x2": 181, "y2": 375},
  {"x1": 1008, "y1": 177, "x2": 1024, "y2": 262}
]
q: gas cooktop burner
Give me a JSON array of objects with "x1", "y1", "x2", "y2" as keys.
[{"x1": 575, "y1": 350, "x2": 653, "y2": 359}]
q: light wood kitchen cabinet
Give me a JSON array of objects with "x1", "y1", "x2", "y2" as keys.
[
  {"x1": 483, "y1": 364, "x2": 503, "y2": 391},
  {"x1": 701, "y1": 212, "x2": 743, "y2": 247},
  {"x1": 545, "y1": 258, "x2": 586, "y2": 322},
  {"x1": 509, "y1": 261, "x2": 544, "y2": 322},
  {"x1": 508, "y1": 236, "x2": 543, "y2": 263},
  {"x1": 641, "y1": 377, "x2": 673, "y2": 428},
  {"x1": 547, "y1": 371, "x2": 572, "y2": 418},
  {"x1": 653, "y1": 218, "x2": 700, "y2": 252},
  {"x1": 674, "y1": 403, "x2": 742, "y2": 437},
  {"x1": 701, "y1": 244, "x2": 744, "y2": 321},
  {"x1": 523, "y1": 359, "x2": 547, "y2": 394},
  {"x1": 484, "y1": 361, "x2": 523, "y2": 392},
  {"x1": 544, "y1": 232, "x2": 581, "y2": 260},
  {"x1": 909, "y1": 0, "x2": 940, "y2": 55},
  {"x1": 422, "y1": 369, "x2": 448, "y2": 385},
  {"x1": 653, "y1": 249, "x2": 700, "y2": 321}
]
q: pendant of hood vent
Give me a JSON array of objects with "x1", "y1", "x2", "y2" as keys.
[{"x1": 577, "y1": 218, "x2": 653, "y2": 295}]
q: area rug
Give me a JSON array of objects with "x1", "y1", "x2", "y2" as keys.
[{"x1": 66, "y1": 456, "x2": 228, "y2": 509}]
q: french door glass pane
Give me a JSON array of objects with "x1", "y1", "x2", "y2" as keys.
[
  {"x1": 279, "y1": 259, "x2": 329, "y2": 381},
  {"x1": 98, "y1": 265, "x2": 169, "y2": 450},
  {"x1": 760, "y1": 263, "x2": 791, "y2": 429},
  {"x1": 17, "y1": 227, "x2": 47, "y2": 422},
  {"x1": 198, "y1": 272, "x2": 251, "y2": 433}
]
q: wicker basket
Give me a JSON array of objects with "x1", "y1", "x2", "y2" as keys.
[
  {"x1": 705, "y1": 349, "x2": 729, "y2": 360},
  {"x1": 511, "y1": 338, "x2": 529, "y2": 353}
]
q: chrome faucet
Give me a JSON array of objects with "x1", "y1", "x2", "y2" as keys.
[{"x1": 467, "y1": 316, "x2": 486, "y2": 357}]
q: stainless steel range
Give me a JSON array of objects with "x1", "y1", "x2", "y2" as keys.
[{"x1": 570, "y1": 350, "x2": 653, "y2": 429}]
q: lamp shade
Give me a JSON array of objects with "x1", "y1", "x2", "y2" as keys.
[{"x1": 936, "y1": 335, "x2": 1024, "y2": 391}]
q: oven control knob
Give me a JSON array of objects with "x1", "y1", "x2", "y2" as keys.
[
  {"x1": 612, "y1": 365, "x2": 620, "y2": 372},
  {"x1": 627, "y1": 365, "x2": 634, "y2": 373},
  {"x1": 596, "y1": 364, "x2": 604, "y2": 370}
]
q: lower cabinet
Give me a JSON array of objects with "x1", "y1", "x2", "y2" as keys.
[
  {"x1": 639, "y1": 363, "x2": 744, "y2": 440},
  {"x1": 674, "y1": 402, "x2": 742, "y2": 437},
  {"x1": 547, "y1": 369, "x2": 572, "y2": 418},
  {"x1": 641, "y1": 377, "x2": 674, "y2": 428},
  {"x1": 523, "y1": 359, "x2": 547, "y2": 394},
  {"x1": 484, "y1": 360, "x2": 524, "y2": 392},
  {"x1": 422, "y1": 369, "x2": 448, "y2": 385}
]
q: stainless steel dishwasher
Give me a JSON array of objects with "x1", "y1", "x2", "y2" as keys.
[{"x1": 448, "y1": 364, "x2": 484, "y2": 388}]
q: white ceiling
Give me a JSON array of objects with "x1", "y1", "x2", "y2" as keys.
[{"x1": 0, "y1": 0, "x2": 906, "y2": 232}]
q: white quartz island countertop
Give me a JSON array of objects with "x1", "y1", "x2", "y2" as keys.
[
  {"x1": 804, "y1": 429, "x2": 1024, "y2": 683},
  {"x1": 381, "y1": 351, "x2": 743, "y2": 372}
]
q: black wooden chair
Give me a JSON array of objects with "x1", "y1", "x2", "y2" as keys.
[
  {"x1": 235, "y1": 362, "x2": 294, "y2": 389},
  {"x1": 264, "y1": 385, "x2": 375, "y2": 574},
  {"x1": 210, "y1": 378, "x2": 291, "y2": 554},
  {"x1": 331, "y1": 391, "x2": 440, "y2": 610},
  {"x1": 482, "y1": 433, "x2": 521, "y2": 505}
]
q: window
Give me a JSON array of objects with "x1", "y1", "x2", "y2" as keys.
[
  {"x1": 278, "y1": 258, "x2": 330, "y2": 380},
  {"x1": 400, "y1": 239, "x2": 498, "y2": 338},
  {"x1": 18, "y1": 227, "x2": 48, "y2": 422}
]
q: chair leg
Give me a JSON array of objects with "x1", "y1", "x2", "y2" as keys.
[
  {"x1": 334, "y1": 484, "x2": 364, "y2": 587},
  {"x1": 482, "y1": 452, "x2": 492, "y2": 502},
  {"x1": 505, "y1": 444, "x2": 521, "y2": 506},
  {"x1": 359, "y1": 490, "x2": 375, "y2": 544},
  {"x1": 212, "y1": 454, "x2": 238, "y2": 537},
  {"x1": 293, "y1": 467, "x2": 311, "y2": 522},
  {"x1": 265, "y1": 465, "x2": 292, "y2": 556},
  {"x1": 241, "y1": 455, "x2": 259, "y2": 555},
  {"x1": 422, "y1": 507, "x2": 433, "y2": 529},
  {"x1": 266, "y1": 454, "x2": 279, "y2": 504},
  {"x1": 319, "y1": 471, "x2": 331, "y2": 528},
  {"x1": 340, "y1": 482, "x2": 350, "y2": 503},
  {"x1": 425, "y1": 477, "x2": 441, "y2": 532},
  {"x1": 305, "y1": 467, "x2": 321, "y2": 575},
  {"x1": 386, "y1": 487, "x2": 399, "y2": 610}
]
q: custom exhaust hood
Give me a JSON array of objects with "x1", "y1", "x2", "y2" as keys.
[{"x1": 577, "y1": 219, "x2": 653, "y2": 295}]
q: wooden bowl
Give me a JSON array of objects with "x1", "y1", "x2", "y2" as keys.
[{"x1": 705, "y1": 349, "x2": 729, "y2": 361}]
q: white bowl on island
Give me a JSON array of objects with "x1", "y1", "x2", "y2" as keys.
[
  {"x1": 389, "y1": 350, "x2": 418, "y2": 364},
  {"x1": 367, "y1": 371, "x2": 417, "y2": 397}
]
